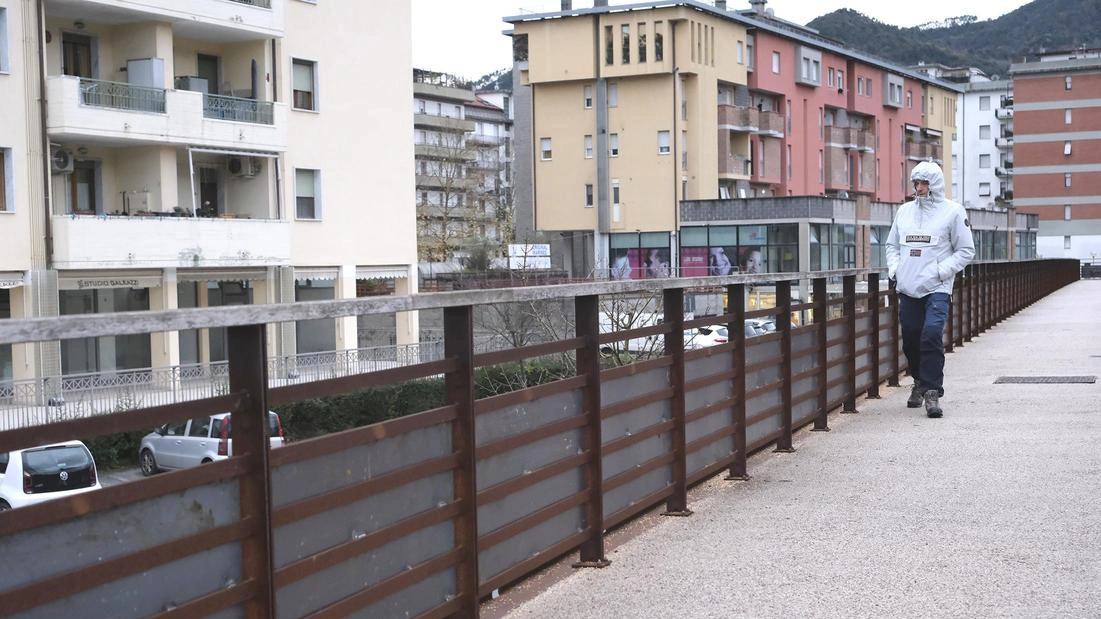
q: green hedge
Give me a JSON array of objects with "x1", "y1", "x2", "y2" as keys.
[{"x1": 89, "y1": 359, "x2": 573, "y2": 469}]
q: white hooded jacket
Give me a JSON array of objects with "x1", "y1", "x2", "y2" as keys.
[{"x1": 886, "y1": 161, "x2": 975, "y2": 297}]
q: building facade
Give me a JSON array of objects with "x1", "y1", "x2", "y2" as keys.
[
  {"x1": 1010, "y1": 49, "x2": 1101, "y2": 260},
  {"x1": 0, "y1": 0, "x2": 417, "y2": 387},
  {"x1": 505, "y1": 0, "x2": 963, "y2": 279}
]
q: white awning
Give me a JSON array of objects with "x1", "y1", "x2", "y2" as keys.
[
  {"x1": 293, "y1": 267, "x2": 339, "y2": 282},
  {"x1": 177, "y1": 269, "x2": 268, "y2": 283},
  {"x1": 0, "y1": 272, "x2": 25, "y2": 289},
  {"x1": 356, "y1": 266, "x2": 409, "y2": 280},
  {"x1": 904, "y1": 124, "x2": 922, "y2": 133},
  {"x1": 187, "y1": 146, "x2": 281, "y2": 158},
  {"x1": 59, "y1": 271, "x2": 163, "y2": 290},
  {"x1": 924, "y1": 128, "x2": 943, "y2": 137}
]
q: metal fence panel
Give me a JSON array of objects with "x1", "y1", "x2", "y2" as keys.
[{"x1": 4, "y1": 481, "x2": 241, "y2": 619}]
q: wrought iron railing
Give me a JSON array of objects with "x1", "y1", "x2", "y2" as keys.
[
  {"x1": 203, "y1": 93, "x2": 275, "y2": 125},
  {"x1": 0, "y1": 342, "x2": 443, "y2": 430},
  {"x1": 79, "y1": 78, "x2": 166, "y2": 113}
]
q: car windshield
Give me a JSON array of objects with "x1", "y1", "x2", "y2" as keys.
[{"x1": 22, "y1": 445, "x2": 92, "y2": 474}]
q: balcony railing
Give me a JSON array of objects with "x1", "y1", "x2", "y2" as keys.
[
  {"x1": 80, "y1": 78, "x2": 166, "y2": 113},
  {"x1": 228, "y1": 0, "x2": 271, "y2": 7},
  {"x1": 203, "y1": 93, "x2": 274, "y2": 124},
  {"x1": 0, "y1": 342, "x2": 444, "y2": 430}
]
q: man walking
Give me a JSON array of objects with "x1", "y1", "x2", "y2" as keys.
[{"x1": 886, "y1": 161, "x2": 975, "y2": 418}]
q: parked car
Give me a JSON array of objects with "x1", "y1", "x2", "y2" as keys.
[
  {"x1": 139, "y1": 411, "x2": 285, "y2": 476},
  {"x1": 0, "y1": 440, "x2": 101, "y2": 510},
  {"x1": 746, "y1": 318, "x2": 776, "y2": 334},
  {"x1": 685, "y1": 325, "x2": 729, "y2": 349}
]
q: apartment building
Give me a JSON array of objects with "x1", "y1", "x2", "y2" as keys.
[
  {"x1": 413, "y1": 70, "x2": 515, "y2": 265},
  {"x1": 1010, "y1": 48, "x2": 1101, "y2": 260},
  {"x1": 0, "y1": 0, "x2": 417, "y2": 387},
  {"x1": 505, "y1": 0, "x2": 963, "y2": 278}
]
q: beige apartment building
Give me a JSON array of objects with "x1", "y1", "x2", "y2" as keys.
[
  {"x1": 0, "y1": 0, "x2": 417, "y2": 389},
  {"x1": 506, "y1": 0, "x2": 972, "y2": 278}
]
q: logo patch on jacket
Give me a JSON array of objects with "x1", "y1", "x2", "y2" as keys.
[
  {"x1": 910, "y1": 249, "x2": 922, "y2": 257},
  {"x1": 905, "y1": 234, "x2": 932, "y2": 243}
]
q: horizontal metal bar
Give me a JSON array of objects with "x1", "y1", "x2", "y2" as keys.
[
  {"x1": 476, "y1": 414, "x2": 588, "y2": 460},
  {"x1": 145, "y1": 578, "x2": 257, "y2": 619},
  {"x1": 473, "y1": 375, "x2": 587, "y2": 416},
  {"x1": 603, "y1": 419, "x2": 676, "y2": 455},
  {"x1": 687, "y1": 451, "x2": 739, "y2": 485},
  {"x1": 478, "y1": 489, "x2": 590, "y2": 550},
  {"x1": 603, "y1": 484, "x2": 675, "y2": 530},
  {"x1": 477, "y1": 452, "x2": 589, "y2": 506},
  {"x1": 604, "y1": 451, "x2": 675, "y2": 493},
  {"x1": 478, "y1": 530, "x2": 590, "y2": 598},
  {"x1": 600, "y1": 387, "x2": 675, "y2": 420}
]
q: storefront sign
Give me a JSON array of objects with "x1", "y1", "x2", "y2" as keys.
[{"x1": 60, "y1": 275, "x2": 162, "y2": 290}]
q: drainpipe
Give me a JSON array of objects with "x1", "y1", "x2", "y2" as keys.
[
  {"x1": 670, "y1": 21, "x2": 679, "y2": 273},
  {"x1": 36, "y1": 0, "x2": 53, "y2": 263}
]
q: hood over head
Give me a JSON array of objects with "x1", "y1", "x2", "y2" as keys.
[{"x1": 910, "y1": 161, "x2": 946, "y2": 202}]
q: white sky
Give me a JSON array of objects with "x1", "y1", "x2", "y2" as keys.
[{"x1": 411, "y1": 0, "x2": 1034, "y2": 79}]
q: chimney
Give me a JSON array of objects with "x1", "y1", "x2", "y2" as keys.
[
  {"x1": 561, "y1": 0, "x2": 571, "y2": 10},
  {"x1": 748, "y1": 0, "x2": 766, "y2": 13},
  {"x1": 716, "y1": 0, "x2": 726, "y2": 8},
  {"x1": 593, "y1": 0, "x2": 608, "y2": 6}
]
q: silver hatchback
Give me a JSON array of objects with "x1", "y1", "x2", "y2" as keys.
[{"x1": 139, "y1": 411, "x2": 285, "y2": 475}]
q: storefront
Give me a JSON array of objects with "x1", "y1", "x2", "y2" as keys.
[
  {"x1": 608, "y1": 232, "x2": 673, "y2": 280},
  {"x1": 679, "y1": 223, "x2": 799, "y2": 275},
  {"x1": 0, "y1": 273, "x2": 19, "y2": 382},
  {"x1": 57, "y1": 273, "x2": 161, "y2": 374}
]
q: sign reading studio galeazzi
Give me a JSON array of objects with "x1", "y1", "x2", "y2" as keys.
[
  {"x1": 0, "y1": 279, "x2": 23, "y2": 289},
  {"x1": 76, "y1": 278, "x2": 140, "y2": 290}
]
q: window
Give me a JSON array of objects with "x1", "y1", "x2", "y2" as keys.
[
  {"x1": 540, "y1": 137, "x2": 552, "y2": 160},
  {"x1": 906, "y1": 90, "x2": 912, "y2": 108},
  {"x1": 0, "y1": 148, "x2": 9, "y2": 212},
  {"x1": 837, "y1": 70, "x2": 843, "y2": 90},
  {"x1": 979, "y1": 125, "x2": 991, "y2": 139},
  {"x1": 1065, "y1": 76, "x2": 1073, "y2": 90},
  {"x1": 737, "y1": 41, "x2": 744, "y2": 64},
  {"x1": 745, "y1": 35, "x2": 753, "y2": 70},
  {"x1": 857, "y1": 77, "x2": 864, "y2": 95},
  {"x1": 979, "y1": 154, "x2": 990, "y2": 168},
  {"x1": 828, "y1": 67, "x2": 835, "y2": 87},
  {"x1": 979, "y1": 96, "x2": 990, "y2": 111},
  {"x1": 585, "y1": 184, "x2": 594, "y2": 208},
  {"x1": 818, "y1": 150, "x2": 823, "y2": 182},
  {"x1": 654, "y1": 21, "x2": 664, "y2": 61},
  {"x1": 604, "y1": 26, "x2": 613, "y2": 65},
  {"x1": 1065, "y1": 173, "x2": 1072, "y2": 187},
  {"x1": 1065, "y1": 205, "x2": 1072, "y2": 220},
  {"x1": 979, "y1": 182, "x2": 991, "y2": 196},
  {"x1": 657, "y1": 130, "x2": 670, "y2": 154},
  {"x1": 583, "y1": 85, "x2": 593, "y2": 108},
  {"x1": 1065, "y1": 141, "x2": 1072, "y2": 156},
  {"x1": 621, "y1": 24, "x2": 630, "y2": 64},
  {"x1": 608, "y1": 82, "x2": 618, "y2": 107},
  {"x1": 1064, "y1": 236, "x2": 1072, "y2": 250},
  {"x1": 295, "y1": 168, "x2": 319, "y2": 219},
  {"x1": 612, "y1": 180, "x2": 621, "y2": 223},
  {"x1": 771, "y1": 51, "x2": 780, "y2": 73},
  {"x1": 866, "y1": 79, "x2": 872, "y2": 97},
  {"x1": 1065, "y1": 109, "x2": 1073, "y2": 124},
  {"x1": 292, "y1": 59, "x2": 317, "y2": 111},
  {"x1": 584, "y1": 134, "x2": 593, "y2": 159},
  {"x1": 0, "y1": 8, "x2": 9, "y2": 73},
  {"x1": 609, "y1": 133, "x2": 619, "y2": 157},
  {"x1": 638, "y1": 23, "x2": 647, "y2": 62},
  {"x1": 681, "y1": 130, "x2": 687, "y2": 170}
]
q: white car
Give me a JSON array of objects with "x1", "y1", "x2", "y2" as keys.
[
  {"x1": 684, "y1": 325, "x2": 730, "y2": 349},
  {"x1": 0, "y1": 440, "x2": 101, "y2": 510},
  {"x1": 139, "y1": 411, "x2": 285, "y2": 476}
]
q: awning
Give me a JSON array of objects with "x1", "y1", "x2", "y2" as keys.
[
  {"x1": 904, "y1": 123, "x2": 922, "y2": 133},
  {"x1": 923, "y1": 128, "x2": 943, "y2": 137},
  {"x1": 59, "y1": 271, "x2": 163, "y2": 290},
  {"x1": 187, "y1": 147, "x2": 281, "y2": 158},
  {"x1": 0, "y1": 272, "x2": 25, "y2": 289},
  {"x1": 177, "y1": 269, "x2": 268, "y2": 283},
  {"x1": 293, "y1": 267, "x2": 339, "y2": 282},
  {"x1": 356, "y1": 266, "x2": 409, "y2": 280}
]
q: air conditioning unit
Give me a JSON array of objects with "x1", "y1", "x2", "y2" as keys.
[
  {"x1": 227, "y1": 156, "x2": 262, "y2": 178},
  {"x1": 50, "y1": 145, "x2": 74, "y2": 174}
]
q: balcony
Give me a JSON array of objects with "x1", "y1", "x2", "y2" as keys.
[
  {"x1": 996, "y1": 136, "x2": 1014, "y2": 149},
  {"x1": 414, "y1": 113, "x2": 475, "y2": 133},
  {"x1": 718, "y1": 154, "x2": 752, "y2": 178},
  {"x1": 718, "y1": 105, "x2": 758, "y2": 131},
  {"x1": 1001, "y1": 95, "x2": 1014, "y2": 107},
  {"x1": 50, "y1": 215, "x2": 291, "y2": 270},
  {"x1": 45, "y1": 0, "x2": 283, "y2": 39},
  {"x1": 905, "y1": 140, "x2": 942, "y2": 161},
  {"x1": 996, "y1": 108, "x2": 1014, "y2": 120},
  {"x1": 415, "y1": 143, "x2": 477, "y2": 161},
  {"x1": 757, "y1": 111, "x2": 785, "y2": 137},
  {"x1": 46, "y1": 76, "x2": 287, "y2": 151},
  {"x1": 995, "y1": 166, "x2": 1014, "y2": 178},
  {"x1": 826, "y1": 126, "x2": 856, "y2": 148}
]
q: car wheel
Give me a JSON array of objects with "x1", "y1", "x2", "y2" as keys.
[
  {"x1": 0, "y1": 500, "x2": 10, "y2": 511},
  {"x1": 139, "y1": 449, "x2": 158, "y2": 476},
  {"x1": 201, "y1": 458, "x2": 213, "y2": 464}
]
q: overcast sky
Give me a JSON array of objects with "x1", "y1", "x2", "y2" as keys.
[{"x1": 411, "y1": 0, "x2": 1035, "y2": 79}]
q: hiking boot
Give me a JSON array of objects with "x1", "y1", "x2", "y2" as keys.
[
  {"x1": 907, "y1": 384, "x2": 924, "y2": 408},
  {"x1": 924, "y1": 390, "x2": 943, "y2": 418}
]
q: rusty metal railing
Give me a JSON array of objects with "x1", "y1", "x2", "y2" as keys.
[{"x1": 0, "y1": 260, "x2": 1080, "y2": 618}]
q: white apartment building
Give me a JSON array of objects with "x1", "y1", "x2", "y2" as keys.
[
  {"x1": 0, "y1": 0, "x2": 417, "y2": 388},
  {"x1": 953, "y1": 78, "x2": 1015, "y2": 210}
]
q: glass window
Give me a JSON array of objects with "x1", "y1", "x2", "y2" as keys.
[
  {"x1": 295, "y1": 279, "x2": 335, "y2": 354},
  {"x1": 540, "y1": 137, "x2": 552, "y2": 160},
  {"x1": 608, "y1": 82, "x2": 618, "y2": 107},
  {"x1": 295, "y1": 168, "x2": 319, "y2": 219},
  {"x1": 584, "y1": 134, "x2": 593, "y2": 159},
  {"x1": 0, "y1": 148, "x2": 9, "y2": 213},
  {"x1": 979, "y1": 182, "x2": 991, "y2": 196},
  {"x1": 292, "y1": 59, "x2": 317, "y2": 111},
  {"x1": 638, "y1": 23, "x2": 647, "y2": 62},
  {"x1": 604, "y1": 26, "x2": 613, "y2": 65},
  {"x1": 621, "y1": 24, "x2": 630, "y2": 64},
  {"x1": 1065, "y1": 205, "x2": 1071, "y2": 220},
  {"x1": 1065, "y1": 109, "x2": 1072, "y2": 124},
  {"x1": 1065, "y1": 76, "x2": 1072, "y2": 90},
  {"x1": 585, "y1": 184, "x2": 593, "y2": 207},
  {"x1": 979, "y1": 125, "x2": 991, "y2": 139},
  {"x1": 979, "y1": 154, "x2": 991, "y2": 168},
  {"x1": 657, "y1": 130, "x2": 670, "y2": 154},
  {"x1": 1065, "y1": 141, "x2": 1072, "y2": 156},
  {"x1": 771, "y1": 51, "x2": 780, "y2": 73},
  {"x1": 979, "y1": 95, "x2": 990, "y2": 110},
  {"x1": 584, "y1": 84, "x2": 593, "y2": 108},
  {"x1": 609, "y1": 133, "x2": 619, "y2": 157},
  {"x1": 654, "y1": 22, "x2": 664, "y2": 61},
  {"x1": 0, "y1": 8, "x2": 8, "y2": 73}
]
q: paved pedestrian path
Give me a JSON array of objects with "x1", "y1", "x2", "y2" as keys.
[{"x1": 499, "y1": 279, "x2": 1101, "y2": 619}]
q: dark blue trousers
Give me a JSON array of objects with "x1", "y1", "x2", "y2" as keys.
[{"x1": 899, "y1": 292, "x2": 950, "y2": 396}]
